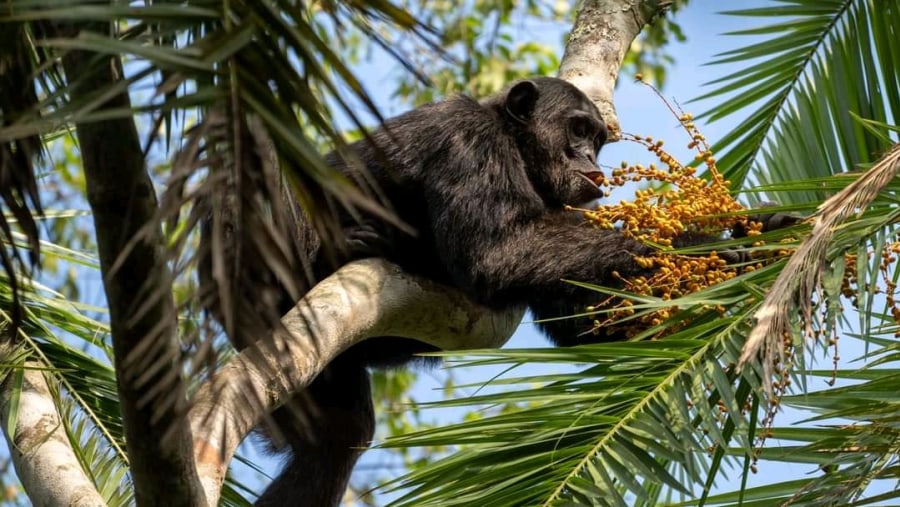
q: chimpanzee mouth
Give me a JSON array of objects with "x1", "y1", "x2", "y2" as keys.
[
  {"x1": 572, "y1": 171, "x2": 605, "y2": 206},
  {"x1": 578, "y1": 171, "x2": 604, "y2": 186}
]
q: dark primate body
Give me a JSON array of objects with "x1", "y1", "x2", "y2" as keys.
[{"x1": 204, "y1": 78, "x2": 676, "y2": 505}]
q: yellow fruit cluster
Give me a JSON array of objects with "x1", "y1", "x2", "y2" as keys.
[
  {"x1": 590, "y1": 115, "x2": 750, "y2": 241},
  {"x1": 575, "y1": 114, "x2": 775, "y2": 338}
]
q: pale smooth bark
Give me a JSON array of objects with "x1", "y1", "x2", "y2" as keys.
[
  {"x1": 559, "y1": 0, "x2": 673, "y2": 139},
  {"x1": 0, "y1": 365, "x2": 106, "y2": 506}
]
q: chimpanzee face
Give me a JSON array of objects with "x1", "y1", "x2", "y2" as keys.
[
  {"x1": 502, "y1": 78, "x2": 608, "y2": 207},
  {"x1": 562, "y1": 104, "x2": 607, "y2": 202}
]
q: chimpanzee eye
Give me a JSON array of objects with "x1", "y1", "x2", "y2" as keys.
[{"x1": 570, "y1": 116, "x2": 594, "y2": 140}]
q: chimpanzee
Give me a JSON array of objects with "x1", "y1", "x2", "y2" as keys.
[{"x1": 200, "y1": 77, "x2": 767, "y2": 506}]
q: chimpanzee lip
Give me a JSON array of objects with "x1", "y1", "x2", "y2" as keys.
[
  {"x1": 572, "y1": 171, "x2": 605, "y2": 206},
  {"x1": 578, "y1": 171, "x2": 604, "y2": 185}
]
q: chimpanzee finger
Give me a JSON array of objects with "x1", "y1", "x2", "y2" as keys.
[{"x1": 732, "y1": 201, "x2": 802, "y2": 238}]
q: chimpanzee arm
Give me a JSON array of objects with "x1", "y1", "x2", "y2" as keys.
[
  {"x1": 430, "y1": 197, "x2": 653, "y2": 346},
  {"x1": 433, "y1": 200, "x2": 796, "y2": 346},
  {"x1": 495, "y1": 216, "x2": 658, "y2": 345},
  {"x1": 476, "y1": 214, "x2": 649, "y2": 298}
]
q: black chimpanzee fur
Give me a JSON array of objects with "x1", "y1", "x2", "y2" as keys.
[{"x1": 207, "y1": 77, "x2": 695, "y2": 506}]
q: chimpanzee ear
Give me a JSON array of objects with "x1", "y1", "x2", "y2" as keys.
[{"x1": 505, "y1": 80, "x2": 539, "y2": 124}]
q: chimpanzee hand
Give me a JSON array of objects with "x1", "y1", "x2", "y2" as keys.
[
  {"x1": 732, "y1": 201, "x2": 803, "y2": 238},
  {"x1": 719, "y1": 202, "x2": 802, "y2": 264},
  {"x1": 344, "y1": 222, "x2": 393, "y2": 259}
]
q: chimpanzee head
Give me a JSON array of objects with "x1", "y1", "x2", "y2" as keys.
[{"x1": 496, "y1": 77, "x2": 608, "y2": 207}]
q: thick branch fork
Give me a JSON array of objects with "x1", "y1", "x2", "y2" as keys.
[{"x1": 189, "y1": 258, "x2": 525, "y2": 503}]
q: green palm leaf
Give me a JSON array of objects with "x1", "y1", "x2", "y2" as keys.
[
  {"x1": 696, "y1": 0, "x2": 898, "y2": 194},
  {"x1": 696, "y1": 0, "x2": 900, "y2": 504},
  {"x1": 381, "y1": 293, "x2": 776, "y2": 505}
]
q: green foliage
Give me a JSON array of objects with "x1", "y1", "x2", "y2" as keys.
[
  {"x1": 697, "y1": 0, "x2": 897, "y2": 195},
  {"x1": 372, "y1": 0, "x2": 569, "y2": 104},
  {"x1": 345, "y1": 0, "x2": 690, "y2": 106}
]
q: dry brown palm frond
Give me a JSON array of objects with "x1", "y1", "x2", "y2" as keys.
[
  {"x1": 739, "y1": 143, "x2": 900, "y2": 394},
  {"x1": 0, "y1": 22, "x2": 44, "y2": 327}
]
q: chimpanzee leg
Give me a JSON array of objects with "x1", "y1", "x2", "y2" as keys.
[{"x1": 256, "y1": 356, "x2": 374, "y2": 507}]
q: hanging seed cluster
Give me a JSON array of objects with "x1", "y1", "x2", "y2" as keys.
[{"x1": 841, "y1": 243, "x2": 900, "y2": 334}]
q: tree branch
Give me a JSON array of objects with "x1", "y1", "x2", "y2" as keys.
[
  {"x1": 57, "y1": 26, "x2": 201, "y2": 505},
  {"x1": 190, "y1": 258, "x2": 524, "y2": 504},
  {"x1": 558, "y1": 0, "x2": 673, "y2": 139},
  {"x1": 0, "y1": 363, "x2": 105, "y2": 506}
]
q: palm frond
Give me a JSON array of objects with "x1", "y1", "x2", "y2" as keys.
[
  {"x1": 379, "y1": 288, "x2": 779, "y2": 506},
  {"x1": 694, "y1": 1, "x2": 900, "y2": 503},
  {"x1": 700, "y1": 365, "x2": 900, "y2": 506},
  {"x1": 697, "y1": 0, "x2": 898, "y2": 195}
]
